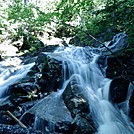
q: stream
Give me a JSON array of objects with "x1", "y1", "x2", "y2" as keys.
[
  {"x1": 0, "y1": 33, "x2": 133, "y2": 133},
  {"x1": 48, "y1": 46, "x2": 134, "y2": 134}
]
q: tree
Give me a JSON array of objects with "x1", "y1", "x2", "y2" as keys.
[
  {"x1": 0, "y1": 0, "x2": 133, "y2": 51},
  {"x1": 1, "y1": 0, "x2": 57, "y2": 50}
]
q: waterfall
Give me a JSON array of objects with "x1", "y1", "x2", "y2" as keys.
[
  {"x1": 0, "y1": 62, "x2": 35, "y2": 98},
  {"x1": 50, "y1": 46, "x2": 134, "y2": 134}
]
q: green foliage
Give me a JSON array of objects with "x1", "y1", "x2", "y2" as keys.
[
  {"x1": 0, "y1": 0, "x2": 134, "y2": 51},
  {"x1": 0, "y1": 0, "x2": 55, "y2": 51},
  {"x1": 54, "y1": 0, "x2": 94, "y2": 37},
  {"x1": 90, "y1": 0, "x2": 134, "y2": 44},
  {"x1": 7, "y1": 1, "x2": 45, "y2": 39}
]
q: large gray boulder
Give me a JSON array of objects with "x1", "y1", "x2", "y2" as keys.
[{"x1": 20, "y1": 91, "x2": 73, "y2": 133}]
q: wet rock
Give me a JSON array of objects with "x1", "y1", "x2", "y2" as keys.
[
  {"x1": 35, "y1": 52, "x2": 48, "y2": 72},
  {"x1": 63, "y1": 83, "x2": 89, "y2": 118},
  {"x1": 109, "y1": 77, "x2": 130, "y2": 103},
  {"x1": 21, "y1": 56, "x2": 37, "y2": 65},
  {"x1": 101, "y1": 32, "x2": 128, "y2": 55},
  {"x1": 106, "y1": 56, "x2": 124, "y2": 78},
  {"x1": 10, "y1": 82, "x2": 39, "y2": 95},
  {"x1": 0, "y1": 96, "x2": 38, "y2": 126},
  {"x1": 21, "y1": 91, "x2": 73, "y2": 133},
  {"x1": 33, "y1": 116, "x2": 71, "y2": 133},
  {"x1": 21, "y1": 45, "x2": 59, "y2": 65},
  {"x1": 20, "y1": 100, "x2": 39, "y2": 111},
  {"x1": 0, "y1": 100, "x2": 39, "y2": 127},
  {"x1": 106, "y1": 51, "x2": 134, "y2": 80},
  {"x1": 72, "y1": 114, "x2": 96, "y2": 134},
  {"x1": 129, "y1": 84, "x2": 134, "y2": 123},
  {"x1": 27, "y1": 48, "x2": 63, "y2": 93},
  {"x1": 63, "y1": 82, "x2": 96, "y2": 133},
  {"x1": 97, "y1": 56, "x2": 107, "y2": 75},
  {"x1": 39, "y1": 55, "x2": 62, "y2": 93},
  {"x1": 0, "y1": 111, "x2": 12, "y2": 125},
  {"x1": 0, "y1": 124, "x2": 44, "y2": 134},
  {"x1": 0, "y1": 97, "x2": 15, "y2": 111},
  {"x1": 0, "y1": 97, "x2": 15, "y2": 125},
  {"x1": 21, "y1": 112, "x2": 35, "y2": 128},
  {"x1": 8, "y1": 82, "x2": 39, "y2": 105}
]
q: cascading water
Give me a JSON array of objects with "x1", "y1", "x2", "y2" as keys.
[
  {"x1": 49, "y1": 46, "x2": 134, "y2": 134},
  {"x1": 0, "y1": 62, "x2": 35, "y2": 98}
]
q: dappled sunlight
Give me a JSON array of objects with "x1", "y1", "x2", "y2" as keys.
[
  {"x1": 0, "y1": 43, "x2": 19, "y2": 57},
  {"x1": 0, "y1": 57, "x2": 22, "y2": 67}
]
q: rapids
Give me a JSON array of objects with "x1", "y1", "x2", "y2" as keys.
[
  {"x1": 0, "y1": 62, "x2": 35, "y2": 98},
  {"x1": 0, "y1": 43, "x2": 133, "y2": 133},
  {"x1": 49, "y1": 46, "x2": 134, "y2": 134}
]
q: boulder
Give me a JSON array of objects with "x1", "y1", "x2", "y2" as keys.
[
  {"x1": 109, "y1": 77, "x2": 130, "y2": 103},
  {"x1": 62, "y1": 82, "x2": 96, "y2": 133},
  {"x1": 38, "y1": 53, "x2": 63, "y2": 93},
  {"x1": 106, "y1": 56, "x2": 124, "y2": 79},
  {"x1": 106, "y1": 52, "x2": 134, "y2": 80},
  {"x1": 26, "y1": 47, "x2": 63, "y2": 93},
  {"x1": 38, "y1": 45, "x2": 59, "y2": 53},
  {"x1": 20, "y1": 91, "x2": 73, "y2": 133},
  {"x1": 9, "y1": 47, "x2": 63, "y2": 97}
]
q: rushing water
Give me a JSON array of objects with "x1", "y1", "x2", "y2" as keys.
[
  {"x1": 0, "y1": 44, "x2": 133, "y2": 133},
  {"x1": 49, "y1": 46, "x2": 134, "y2": 134},
  {"x1": 0, "y1": 62, "x2": 35, "y2": 98}
]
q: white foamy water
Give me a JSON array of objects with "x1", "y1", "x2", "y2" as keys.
[
  {"x1": 51, "y1": 46, "x2": 134, "y2": 134},
  {"x1": 0, "y1": 62, "x2": 35, "y2": 98}
]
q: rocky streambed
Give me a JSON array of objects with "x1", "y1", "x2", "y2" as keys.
[{"x1": 0, "y1": 33, "x2": 134, "y2": 134}]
